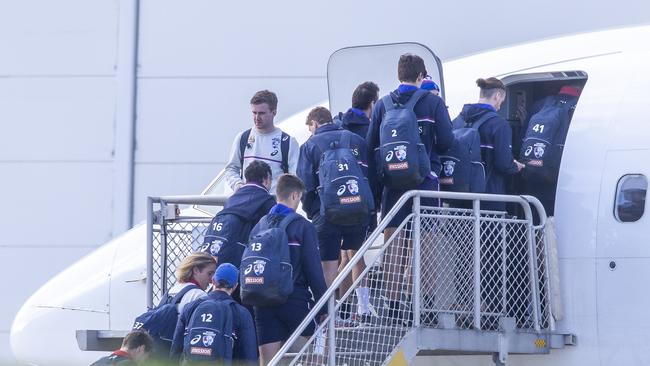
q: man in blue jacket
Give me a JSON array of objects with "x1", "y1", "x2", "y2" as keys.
[
  {"x1": 200, "y1": 160, "x2": 276, "y2": 264},
  {"x1": 298, "y1": 106, "x2": 374, "y2": 324},
  {"x1": 170, "y1": 263, "x2": 258, "y2": 365},
  {"x1": 366, "y1": 54, "x2": 454, "y2": 321},
  {"x1": 251, "y1": 174, "x2": 328, "y2": 365},
  {"x1": 336, "y1": 81, "x2": 379, "y2": 138},
  {"x1": 456, "y1": 77, "x2": 524, "y2": 211}
]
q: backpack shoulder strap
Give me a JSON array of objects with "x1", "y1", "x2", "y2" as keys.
[
  {"x1": 280, "y1": 131, "x2": 290, "y2": 173},
  {"x1": 381, "y1": 95, "x2": 397, "y2": 112},
  {"x1": 239, "y1": 129, "x2": 253, "y2": 178},
  {"x1": 404, "y1": 89, "x2": 428, "y2": 111},
  {"x1": 169, "y1": 284, "x2": 199, "y2": 305},
  {"x1": 469, "y1": 111, "x2": 498, "y2": 131},
  {"x1": 278, "y1": 212, "x2": 300, "y2": 231}
]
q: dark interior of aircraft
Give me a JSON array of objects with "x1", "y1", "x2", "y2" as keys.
[{"x1": 499, "y1": 71, "x2": 588, "y2": 219}]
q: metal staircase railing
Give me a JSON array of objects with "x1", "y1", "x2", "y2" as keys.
[{"x1": 268, "y1": 190, "x2": 566, "y2": 366}]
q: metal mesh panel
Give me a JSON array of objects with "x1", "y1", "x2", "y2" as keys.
[
  {"x1": 283, "y1": 202, "x2": 551, "y2": 366},
  {"x1": 151, "y1": 216, "x2": 211, "y2": 305},
  {"x1": 287, "y1": 216, "x2": 416, "y2": 366}
]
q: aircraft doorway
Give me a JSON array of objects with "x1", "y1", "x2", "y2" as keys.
[{"x1": 500, "y1": 71, "x2": 588, "y2": 218}]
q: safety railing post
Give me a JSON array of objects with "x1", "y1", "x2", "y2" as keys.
[
  {"x1": 501, "y1": 220, "x2": 507, "y2": 317},
  {"x1": 160, "y1": 201, "x2": 169, "y2": 296},
  {"x1": 541, "y1": 228, "x2": 555, "y2": 331},
  {"x1": 146, "y1": 197, "x2": 154, "y2": 309},
  {"x1": 473, "y1": 199, "x2": 482, "y2": 330},
  {"x1": 413, "y1": 194, "x2": 421, "y2": 329},
  {"x1": 327, "y1": 296, "x2": 336, "y2": 365},
  {"x1": 524, "y1": 216, "x2": 542, "y2": 332}
]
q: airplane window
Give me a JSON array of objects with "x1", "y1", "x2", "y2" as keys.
[{"x1": 614, "y1": 174, "x2": 647, "y2": 223}]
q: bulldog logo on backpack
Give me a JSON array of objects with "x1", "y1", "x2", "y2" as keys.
[
  {"x1": 209, "y1": 240, "x2": 223, "y2": 256},
  {"x1": 444, "y1": 161, "x2": 455, "y2": 176},
  {"x1": 202, "y1": 331, "x2": 216, "y2": 347},
  {"x1": 533, "y1": 143, "x2": 546, "y2": 159},
  {"x1": 253, "y1": 260, "x2": 266, "y2": 275},
  {"x1": 395, "y1": 145, "x2": 407, "y2": 161},
  {"x1": 346, "y1": 179, "x2": 359, "y2": 195}
]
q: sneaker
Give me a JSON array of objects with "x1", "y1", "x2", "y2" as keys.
[{"x1": 335, "y1": 314, "x2": 359, "y2": 328}]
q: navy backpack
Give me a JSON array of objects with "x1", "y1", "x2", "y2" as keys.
[
  {"x1": 439, "y1": 112, "x2": 497, "y2": 193},
  {"x1": 240, "y1": 213, "x2": 299, "y2": 306},
  {"x1": 519, "y1": 97, "x2": 574, "y2": 182},
  {"x1": 200, "y1": 210, "x2": 252, "y2": 267},
  {"x1": 377, "y1": 89, "x2": 431, "y2": 189},
  {"x1": 132, "y1": 284, "x2": 198, "y2": 357},
  {"x1": 317, "y1": 133, "x2": 374, "y2": 226},
  {"x1": 182, "y1": 299, "x2": 236, "y2": 364}
]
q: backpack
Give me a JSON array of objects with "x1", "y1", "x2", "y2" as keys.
[
  {"x1": 439, "y1": 111, "x2": 497, "y2": 193},
  {"x1": 182, "y1": 298, "x2": 236, "y2": 364},
  {"x1": 200, "y1": 210, "x2": 252, "y2": 267},
  {"x1": 519, "y1": 97, "x2": 574, "y2": 182},
  {"x1": 132, "y1": 284, "x2": 199, "y2": 357},
  {"x1": 317, "y1": 132, "x2": 374, "y2": 226},
  {"x1": 240, "y1": 213, "x2": 299, "y2": 306},
  {"x1": 239, "y1": 128, "x2": 290, "y2": 176},
  {"x1": 377, "y1": 89, "x2": 431, "y2": 189}
]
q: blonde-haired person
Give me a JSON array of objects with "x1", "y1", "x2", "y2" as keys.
[{"x1": 167, "y1": 252, "x2": 216, "y2": 313}]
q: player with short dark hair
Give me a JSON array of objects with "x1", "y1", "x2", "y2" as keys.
[{"x1": 90, "y1": 330, "x2": 153, "y2": 365}]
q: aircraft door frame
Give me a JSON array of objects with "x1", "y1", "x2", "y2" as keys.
[{"x1": 327, "y1": 43, "x2": 444, "y2": 115}]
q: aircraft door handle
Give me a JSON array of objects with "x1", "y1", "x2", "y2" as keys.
[{"x1": 125, "y1": 271, "x2": 147, "y2": 283}]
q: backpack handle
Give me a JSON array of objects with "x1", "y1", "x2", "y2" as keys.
[{"x1": 382, "y1": 89, "x2": 427, "y2": 112}]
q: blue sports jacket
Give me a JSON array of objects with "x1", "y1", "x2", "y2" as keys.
[
  {"x1": 297, "y1": 123, "x2": 373, "y2": 220},
  {"x1": 170, "y1": 290, "x2": 258, "y2": 364},
  {"x1": 458, "y1": 103, "x2": 518, "y2": 197},
  {"x1": 222, "y1": 182, "x2": 276, "y2": 222},
  {"x1": 338, "y1": 108, "x2": 371, "y2": 138}
]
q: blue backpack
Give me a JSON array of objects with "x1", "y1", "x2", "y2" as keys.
[
  {"x1": 439, "y1": 112, "x2": 497, "y2": 193},
  {"x1": 519, "y1": 97, "x2": 574, "y2": 182},
  {"x1": 377, "y1": 89, "x2": 431, "y2": 189},
  {"x1": 240, "y1": 213, "x2": 299, "y2": 306},
  {"x1": 182, "y1": 298, "x2": 236, "y2": 364},
  {"x1": 132, "y1": 284, "x2": 198, "y2": 357},
  {"x1": 200, "y1": 210, "x2": 252, "y2": 267},
  {"x1": 317, "y1": 133, "x2": 374, "y2": 226}
]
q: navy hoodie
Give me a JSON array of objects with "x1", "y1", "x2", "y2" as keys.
[
  {"x1": 367, "y1": 85, "x2": 454, "y2": 178},
  {"x1": 170, "y1": 290, "x2": 258, "y2": 364},
  {"x1": 297, "y1": 123, "x2": 372, "y2": 220},
  {"x1": 250, "y1": 204, "x2": 327, "y2": 308},
  {"x1": 338, "y1": 108, "x2": 371, "y2": 138},
  {"x1": 221, "y1": 182, "x2": 276, "y2": 223},
  {"x1": 458, "y1": 103, "x2": 518, "y2": 198}
]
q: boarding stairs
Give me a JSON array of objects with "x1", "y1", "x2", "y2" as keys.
[
  {"x1": 90, "y1": 191, "x2": 575, "y2": 364},
  {"x1": 266, "y1": 191, "x2": 575, "y2": 366}
]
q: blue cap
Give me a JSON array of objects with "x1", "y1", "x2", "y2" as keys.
[
  {"x1": 421, "y1": 79, "x2": 440, "y2": 91},
  {"x1": 213, "y1": 263, "x2": 239, "y2": 288}
]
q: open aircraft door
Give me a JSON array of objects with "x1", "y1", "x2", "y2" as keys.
[{"x1": 327, "y1": 43, "x2": 444, "y2": 115}]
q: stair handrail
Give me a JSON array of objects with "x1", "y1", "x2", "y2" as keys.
[{"x1": 268, "y1": 190, "x2": 547, "y2": 366}]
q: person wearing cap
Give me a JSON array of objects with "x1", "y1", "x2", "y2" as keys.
[
  {"x1": 90, "y1": 330, "x2": 153, "y2": 365},
  {"x1": 421, "y1": 77, "x2": 440, "y2": 96},
  {"x1": 170, "y1": 263, "x2": 258, "y2": 364}
]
